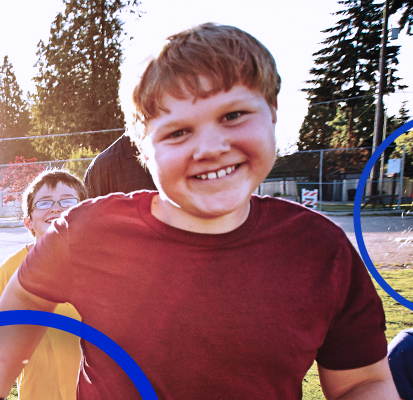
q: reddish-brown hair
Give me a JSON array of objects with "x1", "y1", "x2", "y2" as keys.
[{"x1": 132, "y1": 23, "x2": 281, "y2": 134}]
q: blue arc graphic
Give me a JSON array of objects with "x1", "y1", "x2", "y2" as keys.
[
  {"x1": 0, "y1": 310, "x2": 158, "y2": 399},
  {"x1": 353, "y1": 119, "x2": 413, "y2": 311}
]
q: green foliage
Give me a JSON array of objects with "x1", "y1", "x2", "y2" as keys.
[
  {"x1": 376, "y1": 269, "x2": 413, "y2": 340},
  {"x1": 64, "y1": 145, "x2": 99, "y2": 180},
  {"x1": 392, "y1": 130, "x2": 413, "y2": 178},
  {"x1": 299, "y1": 0, "x2": 405, "y2": 151},
  {"x1": 29, "y1": 0, "x2": 142, "y2": 159},
  {"x1": 6, "y1": 382, "x2": 17, "y2": 400},
  {"x1": 298, "y1": 104, "x2": 336, "y2": 150},
  {"x1": 0, "y1": 56, "x2": 37, "y2": 164}
]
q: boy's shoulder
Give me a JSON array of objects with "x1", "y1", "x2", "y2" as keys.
[
  {"x1": 253, "y1": 195, "x2": 347, "y2": 246},
  {"x1": 66, "y1": 190, "x2": 155, "y2": 222},
  {"x1": 0, "y1": 246, "x2": 28, "y2": 288},
  {"x1": 0, "y1": 247, "x2": 28, "y2": 270},
  {"x1": 254, "y1": 195, "x2": 342, "y2": 228},
  {"x1": 81, "y1": 189, "x2": 154, "y2": 207}
]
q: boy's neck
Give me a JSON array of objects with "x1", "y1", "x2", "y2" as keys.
[{"x1": 151, "y1": 194, "x2": 251, "y2": 234}]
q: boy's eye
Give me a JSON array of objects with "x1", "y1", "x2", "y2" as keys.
[
  {"x1": 161, "y1": 128, "x2": 191, "y2": 142},
  {"x1": 224, "y1": 111, "x2": 245, "y2": 122},
  {"x1": 169, "y1": 130, "x2": 186, "y2": 139}
]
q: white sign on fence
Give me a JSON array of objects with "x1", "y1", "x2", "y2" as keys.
[
  {"x1": 301, "y1": 189, "x2": 318, "y2": 209},
  {"x1": 387, "y1": 159, "x2": 401, "y2": 175}
]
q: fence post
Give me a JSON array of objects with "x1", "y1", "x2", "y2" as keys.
[
  {"x1": 398, "y1": 144, "x2": 405, "y2": 210},
  {"x1": 319, "y1": 150, "x2": 323, "y2": 211}
]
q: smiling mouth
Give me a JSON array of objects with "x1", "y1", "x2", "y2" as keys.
[
  {"x1": 45, "y1": 217, "x2": 59, "y2": 223},
  {"x1": 194, "y1": 164, "x2": 239, "y2": 180}
]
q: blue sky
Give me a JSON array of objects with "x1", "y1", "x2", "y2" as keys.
[{"x1": 1, "y1": 0, "x2": 412, "y2": 153}]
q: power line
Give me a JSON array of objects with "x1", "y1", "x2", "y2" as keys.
[
  {"x1": 0, "y1": 128, "x2": 124, "y2": 142},
  {"x1": 309, "y1": 94, "x2": 376, "y2": 106},
  {"x1": 0, "y1": 158, "x2": 95, "y2": 169},
  {"x1": 308, "y1": 90, "x2": 413, "y2": 106}
]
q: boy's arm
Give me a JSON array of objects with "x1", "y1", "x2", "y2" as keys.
[
  {"x1": 0, "y1": 271, "x2": 57, "y2": 398},
  {"x1": 318, "y1": 357, "x2": 399, "y2": 399}
]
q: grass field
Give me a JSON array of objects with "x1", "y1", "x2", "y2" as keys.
[
  {"x1": 6, "y1": 270, "x2": 413, "y2": 399},
  {"x1": 303, "y1": 269, "x2": 413, "y2": 399},
  {"x1": 319, "y1": 202, "x2": 413, "y2": 213}
]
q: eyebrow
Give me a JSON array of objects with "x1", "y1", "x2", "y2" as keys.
[
  {"x1": 155, "y1": 99, "x2": 255, "y2": 131},
  {"x1": 36, "y1": 194, "x2": 78, "y2": 201},
  {"x1": 157, "y1": 120, "x2": 189, "y2": 131}
]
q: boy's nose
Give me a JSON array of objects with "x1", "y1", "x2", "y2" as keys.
[
  {"x1": 49, "y1": 201, "x2": 63, "y2": 212},
  {"x1": 193, "y1": 128, "x2": 230, "y2": 160}
]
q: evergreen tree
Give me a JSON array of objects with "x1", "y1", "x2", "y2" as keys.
[
  {"x1": 0, "y1": 56, "x2": 34, "y2": 164},
  {"x1": 298, "y1": 103, "x2": 336, "y2": 150},
  {"x1": 29, "y1": 0, "x2": 141, "y2": 160},
  {"x1": 396, "y1": 100, "x2": 410, "y2": 125},
  {"x1": 299, "y1": 0, "x2": 405, "y2": 150},
  {"x1": 390, "y1": 0, "x2": 413, "y2": 34}
]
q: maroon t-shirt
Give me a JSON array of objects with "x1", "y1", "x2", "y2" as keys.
[{"x1": 18, "y1": 192, "x2": 387, "y2": 399}]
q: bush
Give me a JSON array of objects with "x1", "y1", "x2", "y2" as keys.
[{"x1": 0, "y1": 156, "x2": 45, "y2": 203}]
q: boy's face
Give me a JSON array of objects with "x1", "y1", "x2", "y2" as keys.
[
  {"x1": 142, "y1": 82, "x2": 276, "y2": 233},
  {"x1": 24, "y1": 182, "x2": 80, "y2": 240}
]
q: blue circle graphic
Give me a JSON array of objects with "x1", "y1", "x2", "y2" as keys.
[
  {"x1": 0, "y1": 310, "x2": 158, "y2": 399},
  {"x1": 353, "y1": 119, "x2": 413, "y2": 311}
]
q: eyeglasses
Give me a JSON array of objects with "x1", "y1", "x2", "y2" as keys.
[{"x1": 33, "y1": 198, "x2": 80, "y2": 211}]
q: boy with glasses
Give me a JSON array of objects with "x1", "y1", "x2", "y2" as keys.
[{"x1": 0, "y1": 169, "x2": 86, "y2": 400}]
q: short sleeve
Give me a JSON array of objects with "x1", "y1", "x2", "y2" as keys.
[
  {"x1": 0, "y1": 248, "x2": 27, "y2": 295},
  {"x1": 18, "y1": 215, "x2": 73, "y2": 304},
  {"x1": 316, "y1": 236, "x2": 387, "y2": 370}
]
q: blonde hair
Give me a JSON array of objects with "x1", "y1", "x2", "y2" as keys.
[{"x1": 131, "y1": 23, "x2": 281, "y2": 138}]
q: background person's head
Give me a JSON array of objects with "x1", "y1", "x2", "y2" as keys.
[
  {"x1": 22, "y1": 169, "x2": 87, "y2": 239},
  {"x1": 128, "y1": 22, "x2": 281, "y2": 162}
]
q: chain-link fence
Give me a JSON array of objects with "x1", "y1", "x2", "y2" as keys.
[
  {"x1": 1, "y1": 133, "x2": 412, "y2": 217},
  {"x1": 258, "y1": 147, "x2": 412, "y2": 211}
]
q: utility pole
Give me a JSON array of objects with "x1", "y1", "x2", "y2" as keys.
[{"x1": 369, "y1": 0, "x2": 389, "y2": 205}]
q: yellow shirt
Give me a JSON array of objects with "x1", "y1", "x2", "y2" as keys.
[{"x1": 0, "y1": 247, "x2": 81, "y2": 400}]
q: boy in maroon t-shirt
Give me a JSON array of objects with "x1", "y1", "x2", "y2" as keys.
[{"x1": 0, "y1": 23, "x2": 398, "y2": 399}]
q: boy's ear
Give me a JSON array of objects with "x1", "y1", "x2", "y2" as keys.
[{"x1": 24, "y1": 217, "x2": 33, "y2": 231}]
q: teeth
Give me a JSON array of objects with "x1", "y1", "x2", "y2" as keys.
[{"x1": 196, "y1": 165, "x2": 237, "y2": 180}]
